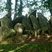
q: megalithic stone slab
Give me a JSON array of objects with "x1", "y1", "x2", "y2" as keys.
[
  {"x1": 38, "y1": 13, "x2": 49, "y2": 31},
  {"x1": 29, "y1": 15, "x2": 39, "y2": 30},
  {"x1": 22, "y1": 17, "x2": 32, "y2": 30}
]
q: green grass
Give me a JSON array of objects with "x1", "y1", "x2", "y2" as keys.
[{"x1": 0, "y1": 43, "x2": 52, "y2": 52}]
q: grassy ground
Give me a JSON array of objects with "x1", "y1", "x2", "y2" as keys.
[{"x1": 0, "y1": 43, "x2": 52, "y2": 52}]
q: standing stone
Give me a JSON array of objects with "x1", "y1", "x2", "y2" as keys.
[{"x1": 38, "y1": 13, "x2": 49, "y2": 31}]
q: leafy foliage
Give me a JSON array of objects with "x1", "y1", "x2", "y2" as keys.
[{"x1": 44, "y1": 0, "x2": 52, "y2": 9}]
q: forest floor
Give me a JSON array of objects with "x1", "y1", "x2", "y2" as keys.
[
  {"x1": 0, "y1": 34, "x2": 52, "y2": 52},
  {"x1": 24, "y1": 34, "x2": 52, "y2": 43},
  {"x1": 0, "y1": 43, "x2": 52, "y2": 52},
  {"x1": 0, "y1": 34, "x2": 52, "y2": 44}
]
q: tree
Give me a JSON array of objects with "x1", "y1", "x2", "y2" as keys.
[
  {"x1": 14, "y1": 0, "x2": 18, "y2": 19},
  {"x1": 14, "y1": 0, "x2": 23, "y2": 19},
  {"x1": 44, "y1": 0, "x2": 52, "y2": 16},
  {"x1": 44, "y1": 0, "x2": 52, "y2": 34},
  {"x1": 18, "y1": 0, "x2": 23, "y2": 17},
  {"x1": 6, "y1": 0, "x2": 12, "y2": 21},
  {"x1": 6, "y1": 0, "x2": 13, "y2": 28}
]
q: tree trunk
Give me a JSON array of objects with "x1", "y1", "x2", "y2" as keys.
[
  {"x1": 49, "y1": 9, "x2": 52, "y2": 34},
  {"x1": 6, "y1": 0, "x2": 13, "y2": 28},
  {"x1": 50, "y1": 9, "x2": 52, "y2": 16},
  {"x1": 6, "y1": 0, "x2": 11, "y2": 21},
  {"x1": 18, "y1": 0, "x2": 23, "y2": 17},
  {"x1": 14, "y1": 0, "x2": 18, "y2": 19}
]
